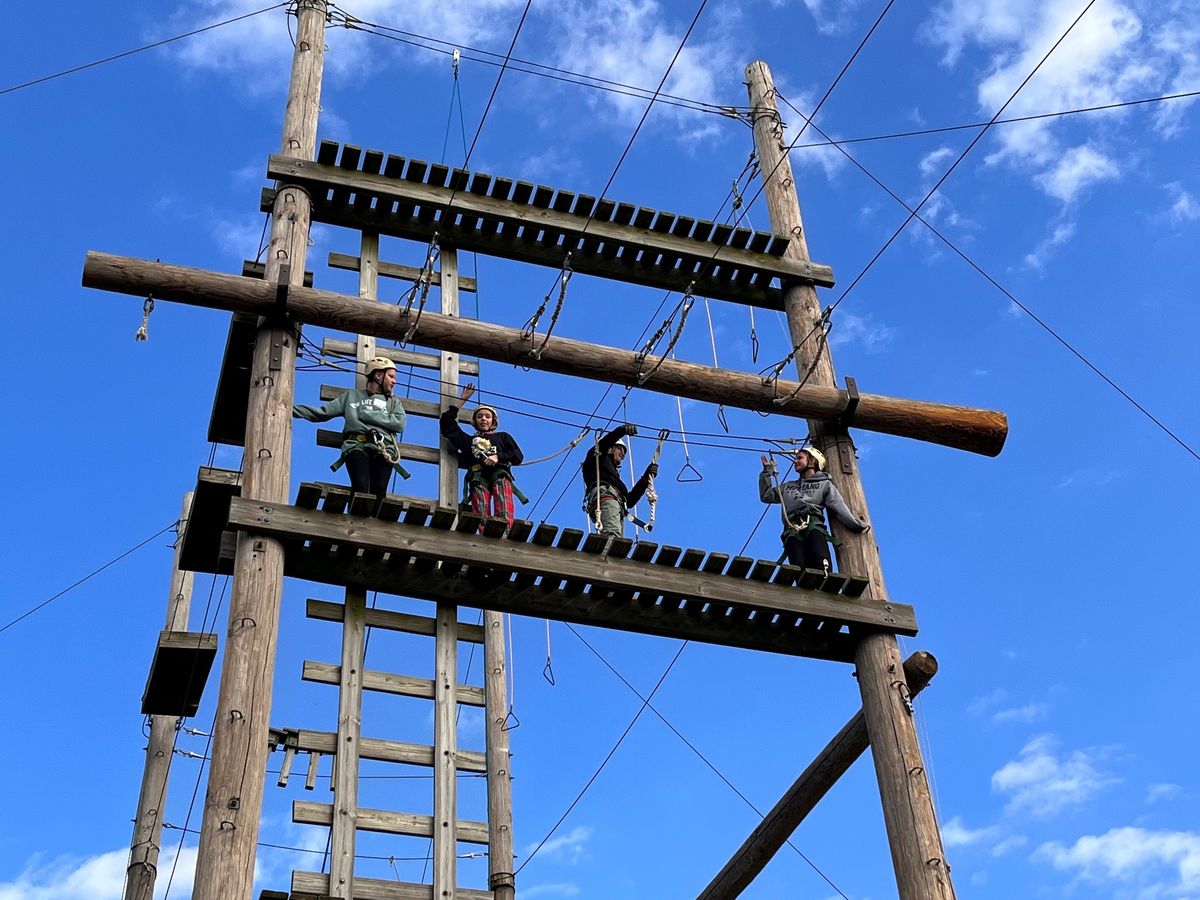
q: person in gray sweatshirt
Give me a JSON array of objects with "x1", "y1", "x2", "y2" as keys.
[{"x1": 759, "y1": 446, "x2": 868, "y2": 573}]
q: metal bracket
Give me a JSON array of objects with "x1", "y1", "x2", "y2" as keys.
[{"x1": 838, "y1": 376, "x2": 860, "y2": 428}]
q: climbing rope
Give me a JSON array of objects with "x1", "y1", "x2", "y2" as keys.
[
  {"x1": 134, "y1": 294, "x2": 155, "y2": 342},
  {"x1": 503, "y1": 613, "x2": 519, "y2": 730},
  {"x1": 644, "y1": 428, "x2": 670, "y2": 532},
  {"x1": 673, "y1": 382, "x2": 703, "y2": 483},
  {"x1": 521, "y1": 253, "x2": 572, "y2": 359},
  {"x1": 700, "y1": 296, "x2": 729, "y2": 432},
  {"x1": 635, "y1": 282, "x2": 695, "y2": 385},
  {"x1": 399, "y1": 231, "x2": 440, "y2": 344},
  {"x1": 517, "y1": 426, "x2": 590, "y2": 466},
  {"x1": 542, "y1": 619, "x2": 555, "y2": 686}
]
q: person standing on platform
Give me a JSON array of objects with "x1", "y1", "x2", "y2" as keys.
[
  {"x1": 440, "y1": 384, "x2": 525, "y2": 527},
  {"x1": 759, "y1": 446, "x2": 868, "y2": 573},
  {"x1": 582, "y1": 424, "x2": 658, "y2": 537},
  {"x1": 293, "y1": 357, "x2": 409, "y2": 511}
]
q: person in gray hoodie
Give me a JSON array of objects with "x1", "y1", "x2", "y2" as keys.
[{"x1": 759, "y1": 446, "x2": 868, "y2": 573}]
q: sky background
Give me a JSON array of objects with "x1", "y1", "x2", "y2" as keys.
[{"x1": 1, "y1": 0, "x2": 1198, "y2": 897}]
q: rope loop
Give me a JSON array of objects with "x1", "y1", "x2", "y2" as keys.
[
  {"x1": 399, "y1": 231, "x2": 440, "y2": 344},
  {"x1": 523, "y1": 253, "x2": 573, "y2": 358},
  {"x1": 134, "y1": 295, "x2": 155, "y2": 342},
  {"x1": 636, "y1": 282, "x2": 695, "y2": 385}
]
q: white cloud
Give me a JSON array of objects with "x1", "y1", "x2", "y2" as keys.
[
  {"x1": 992, "y1": 702, "x2": 1049, "y2": 725},
  {"x1": 1146, "y1": 782, "x2": 1182, "y2": 804},
  {"x1": 521, "y1": 883, "x2": 582, "y2": 898},
  {"x1": 919, "y1": 146, "x2": 956, "y2": 179},
  {"x1": 1165, "y1": 183, "x2": 1200, "y2": 224},
  {"x1": 992, "y1": 735, "x2": 1119, "y2": 817},
  {"x1": 991, "y1": 835, "x2": 1028, "y2": 856},
  {"x1": 1037, "y1": 826, "x2": 1200, "y2": 895},
  {"x1": 769, "y1": 0, "x2": 866, "y2": 36},
  {"x1": 923, "y1": 0, "x2": 1200, "y2": 202},
  {"x1": 1023, "y1": 219, "x2": 1077, "y2": 269},
  {"x1": 827, "y1": 310, "x2": 895, "y2": 353},
  {"x1": 524, "y1": 825, "x2": 593, "y2": 865},
  {"x1": 0, "y1": 845, "x2": 196, "y2": 900},
  {"x1": 943, "y1": 816, "x2": 1001, "y2": 848},
  {"x1": 967, "y1": 687, "x2": 1007, "y2": 716},
  {"x1": 1036, "y1": 145, "x2": 1119, "y2": 202}
]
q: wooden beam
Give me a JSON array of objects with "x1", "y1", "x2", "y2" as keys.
[
  {"x1": 698, "y1": 651, "x2": 938, "y2": 899},
  {"x1": 329, "y1": 251, "x2": 478, "y2": 292},
  {"x1": 126, "y1": 493, "x2": 195, "y2": 900},
  {"x1": 302, "y1": 660, "x2": 486, "y2": 706},
  {"x1": 193, "y1": 3, "x2": 326, "y2": 895},
  {"x1": 293, "y1": 729, "x2": 487, "y2": 772},
  {"x1": 292, "y1": 871, "x2": 493, "y2": 900},
  {"x1": 316, "y1": 429, "x2": 440, "y2": 464},
  {"x1": 306, "y1": 598, "x2": 485, "y2": 643},
  {"x1": 318, "y1": 386, "x2": 471, "y2": 422},
  {"x1": 82, "y1": 253, "x2": 1008, "y2": 456},
  {"x1": 484, "y1": 609, "x2": 515, "y2": 900},
  {"x1": 329, "y1": 588, "x2": 366, "y2": 897},
  {"x1": 227, "y1": 498, "x2": 916, "y2": 636},
  {"x1": 323, "y1": 337, "x2": 480, "y2": 375},
  {"x1": 747, "y1": 61, "x2": 955, "y2": 900},
  {"x1": 270, "y1": 154, "x2": 832, "y2": 305},
  {"x1": 293, "y1": 800, "x2": 489, "y2": 844},
  {"x1": 140, "y1": 630, "x2": 218, "y2": 717}
]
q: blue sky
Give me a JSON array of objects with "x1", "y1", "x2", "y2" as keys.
[{"x1": 1, "y1": 0, "x2": 1198, "y2": 897}]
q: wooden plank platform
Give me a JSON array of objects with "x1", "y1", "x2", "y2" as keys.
[
  {"x1": 292, "y1": 871, "x2": 492, "y2": 900},
  {"x1": 179, "y1": 467, "x2": 243, "y2": 573},
  {"x1": 265, "y1": 144, "x2": 837, "y2": 311},
  {"x1": 141, "y1": 630, "x2": 218, "y2": 717},
  {"x1": 208, "y1": 486, "x2": 916, "y2": 662}
]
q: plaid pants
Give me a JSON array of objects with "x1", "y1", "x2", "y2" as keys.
[{"x1": 468, "y1": 471, "x2": 515, "y2": 527}]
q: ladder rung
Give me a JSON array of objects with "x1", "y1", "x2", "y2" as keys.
[
  {"x1": 292, "y1": 870, "x2": 494, "y2": 900},
  {"x1": 293, "y1": 800, "x2": 489, "y2": 844},
  {"x1": 302, "y1": 661, "x2": 486, "y2": 706}
]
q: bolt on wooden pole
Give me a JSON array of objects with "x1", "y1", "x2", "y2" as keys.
[
  {"x1": 191, "y1": 3, "x2": 327, "y2": 898},
  {"x1": 124, "y1": 493, "x2": 196, "y2": 900},
  {"x1": 746, "y1": 60, "x2": 956, "y2": 900}
]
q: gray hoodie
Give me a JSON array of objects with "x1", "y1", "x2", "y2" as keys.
[{"x1": 758, "y1": 468, "x2": 867, "y2": 532}]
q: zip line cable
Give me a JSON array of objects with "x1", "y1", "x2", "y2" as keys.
[
  {"x1": 775, "y1": 91, "x2": 1200, "y2": 464},
  {"x1": 566, "y1": 624, "x2": 850, "y2": 898},
  {"x1": 0, "y1": 522, "x2": 177, "y2": 635},
  {"x1": 0, "y1": 2, "x2": 290, "y2": 97}
]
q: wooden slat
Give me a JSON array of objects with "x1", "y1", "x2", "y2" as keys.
[
  {"x1": 292, "y1": 871, "x2": 493, "y2": 900},
  {"x1": 317, "y1": 385, "x2": 469, "y2": 422},
  {"x1": 316, "y1": 429, "x2": 439, "y2": 464},
  {"x1": 306, "y1": 598, "x2": 485, "y2": 643},
  {"x1": 302, "y1": 660, "x2": 486, "y2": 706},
  {"x1": 328, "y1": 252, "x2": 478, "y2": 292},
  {"x1": 294, "y1": 729, "x2": 487, "y2": 772},
  {"x1": 293, "y1": 800, "x2": 488, "y2": 844},
  {"x1": 322, "y1": 336, "x2": 480, "y2": 374}
]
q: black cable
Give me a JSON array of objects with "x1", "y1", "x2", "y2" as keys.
[
  {"x1": 0, "y1": 522, "x2": 177, "y2": 634},
  {"x1": 514, "y1": 641, "x2": 688, "y2": 875},
  {"x1": 0, "y1": 3, "x2": 290, "y2": 97},
  {"x1": 775, "y1": 93, "x2": 1200, "y2": 463},
  {"x1": 567, "y1": 624, "x2": 850, "y2": 899}
]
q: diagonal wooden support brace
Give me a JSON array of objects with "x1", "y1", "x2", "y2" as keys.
[{"x1": 697, "y1": 651, "x2": 938, "y2": 900}]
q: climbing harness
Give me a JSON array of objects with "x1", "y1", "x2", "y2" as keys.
[
  {"x1": 134, "y1": 294, "x2": 155, "y2": 342},
  {"x1": 635, "y1": 282, "x2": 695, "y2": 385},
  {"x1": 522, "y1": 253, "x2": 572, "y2": 359},
  {"x1": 330, "y1": 431, "x2": 412, "y2": 480},
  {"x1": 399, "y1": 232, "x2": 440, "y2": 344}
]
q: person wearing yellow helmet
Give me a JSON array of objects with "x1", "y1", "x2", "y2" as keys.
[
  {"x1": 440, "y1": 383, "x2": 525, "y2": 527},
  {"x1": 293, "y1": 357, "x2": 408, "y2": 508},
  {"x1": 759, "y1": 445, "x2": 868, "y2": 573}
]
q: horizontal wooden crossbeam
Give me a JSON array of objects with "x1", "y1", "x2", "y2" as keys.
[
  {"x1": 293, "y1": 800, "x2": 489, "y2": 844},
  {"x1": 82, "y1": 253, "x2": 1008, "y2": 455},
  {"x1": 266, "y1": 142, "x2": 835, "y2": 310},
  {"x1": 315, "y1": 428, "x2": 440, "y2": 465},
  {"x1": 291, "y1": 870, "x2": 493, "y2": 900},
  {"x1": 302, "y1": 660, "x2": 486, "y2": 706},
  {"x1": 317, "y1": 384, "x2": 471, "y2": 423},
  {"x1": 328, "y1": 251, "x2": 478, "y2": 292},
  {"x1": 322, "y1": 337, "x2": 480, "y2": 375},
  {"x1": 290, "y1": 728, "x2": 487, "y2": 772},
  {"x1": 306, "y1": 597, "x2": 485, "y2": 643}
]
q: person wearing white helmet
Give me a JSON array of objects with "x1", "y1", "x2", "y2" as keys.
[
  {"x1": 293, "y1": 357, "x2": 408, "y2": 509},
  {"x1": 582, "y1": 424, "x2": 658, "y2": 537},
  {"x1": 759, "y1": 445, "x2": 868, "y2": 573},
  {"x1": 440, "y1": 383, "x2": 525, "y2": 527}
]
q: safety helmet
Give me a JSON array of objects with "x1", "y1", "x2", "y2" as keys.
[
  {"x1": 796, "y1": 446, "x2": 826, "y2": 471},
  {"x1": 610, "y1": 438, "x2": 628, "y2": 453},
  {"x1": 364, "y1": 357, "x2": 396, "y2": 378},
  {"x1": 473, "y1": 405, "x2": 500, "y2": 428}
]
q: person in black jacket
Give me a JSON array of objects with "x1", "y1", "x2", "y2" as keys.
[
  {"x1": 581, "y1": 424, "x2": 658, "y2": 537},
  {"x1": 440, "y1": 384, "x2": 525, "y2": 526}
]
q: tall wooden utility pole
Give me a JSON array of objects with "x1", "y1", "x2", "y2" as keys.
[
  {"x1": 125, "y1": 493, "x2": 195, "y2": 900},
  {"x1": 192, "y1": 3, "x2": 327, "y2": 897},
  {"x1": 746, "y1": 61, "x2": 956, "y2": 900}
]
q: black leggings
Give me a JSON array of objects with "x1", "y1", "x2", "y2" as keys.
[
  {"x1": 784, "y1": 529, "x2": 832, "y2": 572},
  {"x1": 344, "y1": 449, "x2": 393, "y2": 498}
]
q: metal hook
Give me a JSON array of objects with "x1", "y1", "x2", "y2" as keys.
[
  {"x1": 676, "y1": 462, "x2": 703, "y2": 483},
  {"x1": 542, "y1": 659, "x2": 555, "y2": 686},
  {"x1": 501, "y1": 708, "x2": 521, "y2": 731},
  {"x1": 716, "y1": 405, "x2": 730, "y2": 434}
]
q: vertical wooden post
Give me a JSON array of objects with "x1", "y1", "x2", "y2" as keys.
[
  {"x1": 746, "y1": 60, "x2": 955, "y2": 900},
  {"x1": 484, "y1": 611, "x2": 515, "y2": 900},
  {"x1": 328, "y1": 234, "x2": 379, "y2": 897},
  {"x1": 192, "y1": 4, "x2": 327, "y2": 898},
  {"x1": 124, "y1": 493, "x2": 195, "y2": 900},
  {"x1": 434, "y1": 246, "x2": 461, "y2": 898}
]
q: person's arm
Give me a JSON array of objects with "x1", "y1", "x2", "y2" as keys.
[
  {"x1": 598, "y1": 423, "x2": 637, "y2": 454},
  {"x1": 293, "y1": 392, "x2": 345, "y2": 423},
  {"x1": 824, "y1": 482, "x2": 869, "y2": 531},
  {"x1": 358, "y1": 397, "x2": 407, "y2": 435},
  {"x1": 758, "y1": 454, "x2": 779, "y2": 504},
  {"x1": 439, "y1": 407, "x2": 472, "y2": 456},
  {"x1": 625, "y1": 463, "x2": 658, "y2": 505}
]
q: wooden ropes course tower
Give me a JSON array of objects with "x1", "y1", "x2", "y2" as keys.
[{"x1": 93, "y1": 4, "x2": 1006, "y2": 898}]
